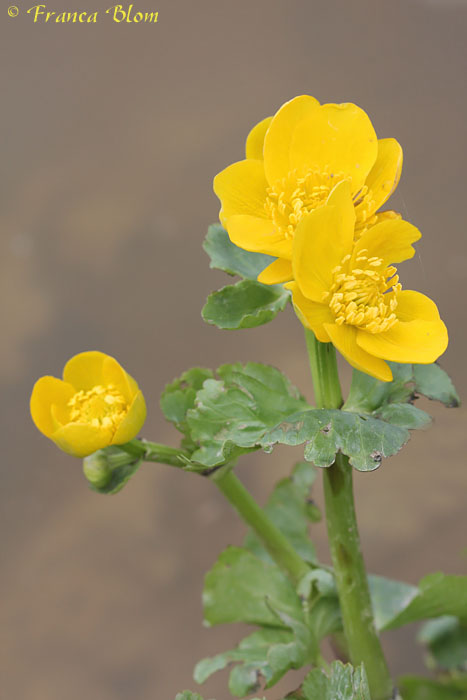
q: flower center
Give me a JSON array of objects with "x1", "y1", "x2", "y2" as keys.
[
  {"x1": 325, "y1": 250, "x2": 401, "y2": 333},
  {"x1": 265, "y1": 169, "x2": 376, "y2": 240},
  {"x1": 265, "y1": 169, "x2": 346, "y2": 239},
  {"x1": 68, "y1": 384, "x2": 128, "y2": 431}
]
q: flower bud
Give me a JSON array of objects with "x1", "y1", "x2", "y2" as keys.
[{"x1": 83, "y1": 450, "x2": 113, "y2": 488}]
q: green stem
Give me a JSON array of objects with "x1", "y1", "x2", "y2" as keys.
[
  {"x1": 123, "y1": 438, "x2": 189, "y2": 467},
  {"x1": 305, "y1": 330, "x2": 393, "y2": 700},
  {"x1": 213, "y1": 467, "x2": 310, "y2": 586}
]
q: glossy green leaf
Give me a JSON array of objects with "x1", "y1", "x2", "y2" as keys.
[
  {"x1": 419, "y1": 616, "x2": 467, "y2": 671},
  {"x1": 203, "y1": 224, "x2": 274, "y2": 280},
  {"x1": 382, "y1": 573, "x2": 467, "y2": 631},
  {"x1": 398, "y1": 674, "x2": 467, "y2": 700},
  {"x1": 160, "y1": 368, "x2": 213, "y2": 433},
  {"x1": 262, "y1": 409, "x2": 410, "y2": 471},
  {"x1": 244, "y1": 461, "x2": 320, "y2": 564},
  {"x1": 413, "y1": 363, "x2": 460, "y2": 407},
  {"x1": 301, "y1": 661, "x2": 370, "y2": 700},
  {"x1": 202, "y1": 279, "x2": 290, "y2": 330},
  {"x1": 187, "y1": 363, "x2": 308, "y2": 467},
  {"x1": 202, "y1": 546, "x2": 303, "y2": 628},
  {"x1": 344, "y1": 362, "x2": 460, "y2": 415}
]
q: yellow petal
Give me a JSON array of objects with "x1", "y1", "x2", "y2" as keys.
[
  {"x1": 324, "y1": 323, "x2": 393, "y2": 381},
  {"x1": 293, "y1": 182, "x2": 355, "y2": 302},
  {"x1": 351, "y1": 217, "x2": 421, "y2": 267},
  {"x1": 213, "y1": 159, "x2": 268, "y2": 225},
  {"x1": 112, "y1": 390, "x2": 147, "y2": 445},
  {"x1": 290, "y1": 103, "x2": 378, "y2": 192},
  {"x1": 257, "y1": 258, "x2": 293, "y2": 285},
  {"x1": 396, "y1": 290, "x2": 441, "y2": 322},
  {"x1": 286, "y1": 282, "x2": 333, "y2": 342},
  {"x1": 245, "y1": 116, "x2": 272, "y2": 160},
  {"x1": 263, "y1": 95, "x2": 320, "y2": 184},
  {"x1": 227, "y1": 215, "x2": 293, "y2": 258},
  {"x1": 30, "y1": 376, "x2": 75, "y2": 438},
  {"x1": 102, "y1": 355, "x2": 138, "y2": 402},
  {"x1": 51, "y1": 423, "x2": 112, "y2": 458},
  {"x1": 63, "y1": 351, "x2": 109, "y2": 390},
  {"x1": 361, "y1": 138, "x2": 403, "y2": 216},
  {"x1": 357, "y1": 318, "x2": 448, "y2": 364}
]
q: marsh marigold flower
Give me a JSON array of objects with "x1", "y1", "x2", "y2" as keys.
[
  {"x1": 214, "y1": 95, "x2": 403, "y2": 285},
  {"x1": 30, "y1": 351, "x2": 146, "y2": 457},
  {"x1": 285, "y1": 181, "x2": 448, "y2": 381}
]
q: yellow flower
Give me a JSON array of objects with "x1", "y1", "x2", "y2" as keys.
[
  {"x1": 30, "y1": 351, "x2": 146, "y2": 457},
  {"x1": 213, "y1": 95, "x2": 403, "y2": 285},
  {"x1": 285, "y1": 181, "x2": 448, "y2": 382}
]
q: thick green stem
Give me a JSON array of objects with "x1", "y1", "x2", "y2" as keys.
[
  {"x1": 305, "y1": 329, "x2": 393, "y2": 700},
  {"x1": 213, "y1": 467, "x2": 310, "y2": 586}
]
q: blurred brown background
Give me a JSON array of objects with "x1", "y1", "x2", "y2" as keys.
[{"x1": 1, "y1": 0, "x2": 466, "y2": 698}]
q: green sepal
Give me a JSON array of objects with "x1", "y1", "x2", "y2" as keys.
[
  {"x1": 244, "y1": 462, "x2": 320, "y2": 565},
  {"x1": 418, "y1": 616, "x2": 467, "y2": 671},
  {"x1": 398, "y1": 674, "x2": 467, "y2": 700},
  {"x1": 298, "y1": 661, "x2": 371, "y2": 700},
  {"x1": 202, "y1": 279, "x2": 290, "y2": 330},
  {"x1": 203, "y1": 224, "x2": 274, "y2": 280},
  {"x1": 84, "y1": 446, "x2": 143, "y2": 495}
]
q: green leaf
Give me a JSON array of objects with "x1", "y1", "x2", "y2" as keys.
[
  {"x1": 344, "y1": 362, "x2": 460, "y2": 415},
  {"x1": 262, "y1": 409, "x2": 410, "y2": 471},
  {"x1": 194, "y1": 628, "x2": 297, "y2": 697},
  {"x1": 381, "y1": 573, "x2": 467, "y2": 631},
  {"x1": 175, "y1": 693, "x2": 207, "y2": 700},
  {"x1": 368, "y1": 574, "x2": 418, "y2": 631},
  {"x1": 187, "y1": 363, "x2": 308, "y2": 468},
  {"x1": 413, "y1": 363, "x2": 460, "y2": 407},
  {"x1": 203, "y1": 224, "x2": 274, "y2": 280},
  {"x1": 244, "y1": 461, "x2": 320, "y2": 564},
  {"x1": 160, "y1": 368, "x2": 214, "y2": 433},
  {"x1": 202, "y1": 279, "x2": 290, "y2": 330},
  {"x1": 398, "y1": 674, "x2": 467, "y2": 700},
  {"x1": 202, "y1": 546, "x2": 303, "y2": 628},
  {"x1": 419, "y1": 617, "x2": 467, "y2": 671},
  {"x1": 301, "y1": 661, "x2": 370, "y2": 700}
]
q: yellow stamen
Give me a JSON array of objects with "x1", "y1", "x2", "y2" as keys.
[
  {"x1": 68, "y1": 384, "x2": 128, "y2": 433},
  {"x1": 325, "y1": 253, "x2": 401, "y2": 333}
]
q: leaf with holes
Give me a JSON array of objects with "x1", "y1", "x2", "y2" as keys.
[{"x1": 261, "y1": 409, "x2": 410, "y2": 471}]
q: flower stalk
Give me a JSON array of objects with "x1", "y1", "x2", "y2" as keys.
[
  {"x1": 212, "y1": 466, "x2": 311, "y2": 586},
  {"x1": 305, "y1": 329, "x2": 393, "y2": 700}
]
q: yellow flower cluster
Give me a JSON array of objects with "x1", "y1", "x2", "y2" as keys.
[
  {"x1": 30, "y1": 351, "x2": 146, "y2": 457},
  {"x1": 214, "y1": 95, "x2": 448, "y2": 381}
]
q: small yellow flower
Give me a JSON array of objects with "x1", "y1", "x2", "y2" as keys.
[
  {"x1": 285, "y1": 182, "x2": 448, "y2": 381},
  {"x1": 30, "y1": 351, "x2": 146, "y2": 457},
  {"x1": 214, "y1": 95, "x2": 403, "y2": 285}
]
